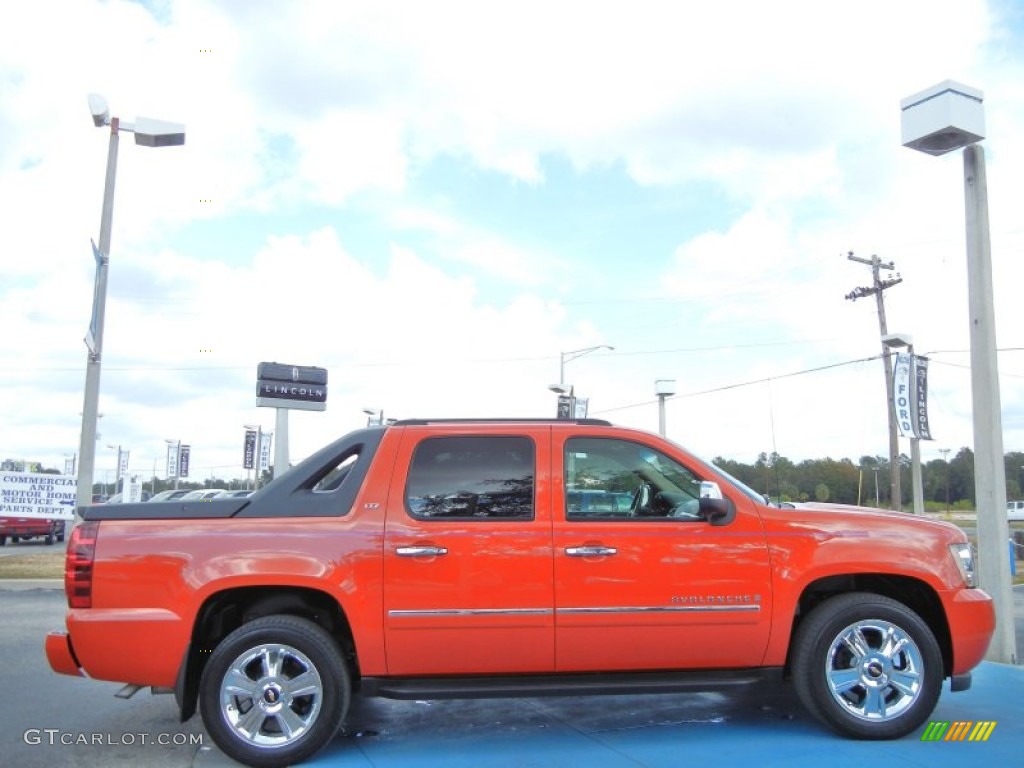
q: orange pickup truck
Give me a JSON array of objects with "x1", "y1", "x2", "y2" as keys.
[{"x1": 46, "y1": 419, "x2": 994, "y2": 767}]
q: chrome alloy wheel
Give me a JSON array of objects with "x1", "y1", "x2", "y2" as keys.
[
  {"x1": 219, "y1": 643, "x2": 324, "y2": 747},
  {"x1": 825, "y1": 619, "x2": 924, "y2": 722}
]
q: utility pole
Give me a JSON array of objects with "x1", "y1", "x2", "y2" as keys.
[{"x1": 845, "y1": 252, "x2": 904, "y2": 511}]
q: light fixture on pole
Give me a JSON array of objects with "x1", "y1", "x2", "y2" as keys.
[
  {"x1": 362, "y1": 408, "x2": 385, "y2": 427},
  {"x1": 901, "y1": 80, "x2": 1014, "y2": 663},
  {"x1": 881, "y1": 333, "x2": 924, "y2": 515},
  {"x1": 655, "y1": 379, "x2": 676, "y2": 437},
  {"x1": 75, "y1": 95, "x2": 185, "y2": 515},
  {"x1": 554, "y1": 345, "x2": 614, "y2": 389},
  {"x1": 549, "y1": 345, "x2": 613, "y2": 419}
]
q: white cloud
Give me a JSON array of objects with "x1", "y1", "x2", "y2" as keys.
[{"x1": 1, "y1": 0, "x2": 1022, "y2": 484}]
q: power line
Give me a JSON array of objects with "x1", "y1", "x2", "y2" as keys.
[{"x1": 594, "y1": 354, "x2": 882, "y2": 415}]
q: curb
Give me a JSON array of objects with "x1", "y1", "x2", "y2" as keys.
[{"x1": 0, "y1": 579, "x2": 63, "y2": 591}]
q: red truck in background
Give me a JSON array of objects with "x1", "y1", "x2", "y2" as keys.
[
  {"x1": 0, "y1": 516, "x2": 65, "y2": 545},
  {"x1": 46, "y1": 419, "x2": 994, "y2": 768}
]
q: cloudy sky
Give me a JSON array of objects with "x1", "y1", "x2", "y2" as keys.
[{"x1": 2, "y1": 0, "x2": 1023, "y2": 485}]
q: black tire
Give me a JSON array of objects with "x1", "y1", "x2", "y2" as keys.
[
  {"x1": 0, "y1": 535, "x2": 6, "y2": 546},
  {"x1": 44, "y1": 532, "x2": 55, "y2": 546},
  {"x1": 10, "y1": 536, "x2": 18, "y2": 544},
  {"x1": 791, "y1": 592, "x2": 942, "y2": 739},
  {"x1": 199, "y1": 615, "x2": 349, "y2": 768}
]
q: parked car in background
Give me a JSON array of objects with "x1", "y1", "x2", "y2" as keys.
[
  {"x1": 178, "y1": 488, "x2": 228, "y2": 501},
  {"x1": 105, "y1": 491, "x2": 154, "y2": 504},
  {"x1": 147, "y1": 489, "x2": 191, "y2": 503},
  {"x1": 0, "y1": 516, "x2": 65, "y2": 545},
  {"x1": 1009, "y1": 500, "x2": 1024, "y2": 522},
  {"x1": 217, "y1": 490, "x2": 254, "y2": 498}
]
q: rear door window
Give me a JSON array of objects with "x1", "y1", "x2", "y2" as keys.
[{"x1": 405, "y1": 436, "x2": 535, "y2": 520}]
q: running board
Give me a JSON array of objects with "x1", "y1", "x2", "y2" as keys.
[{"x1": 359, "y1": 668, "x2": 783, "y2": 700}]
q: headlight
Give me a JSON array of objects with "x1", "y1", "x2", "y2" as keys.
[{"x1": 949, "y1": 543, "x2": 977, "y2": 588}]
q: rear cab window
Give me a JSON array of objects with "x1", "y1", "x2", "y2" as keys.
[{"x1": 405, "y1": 435, "x2": 535, "y2": 520}]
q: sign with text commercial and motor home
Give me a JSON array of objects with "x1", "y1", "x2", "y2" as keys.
[
  {"x1": 893, "y1": 352, "x2": 933, "y2": 440},
  {"x1": 256, "y1": 362, "x2": 328, "y2": 411},
  {"x1": 0, "y1": 472, "x2": 77, "y2": 520}
]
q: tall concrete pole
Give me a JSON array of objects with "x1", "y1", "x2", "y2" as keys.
[
  {"x1": 963, "y1": 144, "x2": 1014, "y2": 663},
  {"x1": 75, "y1": 119, "x2": 119, "y2": 514},
  {"x1": 274, "y1": 408, "x2": 289, "y2": 478}
]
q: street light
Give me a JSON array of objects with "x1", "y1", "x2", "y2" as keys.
[
  {"x1": 902, "y1": 80, "x2": 1014, "y2": 663},
  {"x1": 362, "y1": 408, "x2": 384, "y2": 427},
  {"x1": 553, "y1": 345, "x2": 614, "y2": 389},
  {"x1": 75, "y1": 95, "x2": 185, "y2": 515},
  {"x1": 106, "y1": 443, "x2": 124, "y2": 495},
  {"x1": 881, "y1": 333, "x2": 923, "y2": 515},
  {"x1": 548, "y1": 345, "x2": 613, "y2": 419},
  {"x1": 938, "y1": 448, "x2": 952, "y2": 514},
  {"x1": 655, "y1": 379, "x2": 676, "y2": 437}
]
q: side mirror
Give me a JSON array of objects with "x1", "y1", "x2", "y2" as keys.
[{"x1": 698, "y1": 482, "x2": 735, "y2": 525}]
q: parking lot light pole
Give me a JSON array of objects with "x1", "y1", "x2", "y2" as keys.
[
  {"x1": 655, "y1": 379, "x2": 676, "y2": 437},
  {"x1": 557, "y1": 345, "x2": 614, "y2": 388},
  {"x1": 75, "y1": 95, "x2": 185, "y2": 515},
  {"x1": 901, "y1": 80, "x2": 1014, "y2": 663}
]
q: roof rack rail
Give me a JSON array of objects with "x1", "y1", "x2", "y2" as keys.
[{"x1": 390, "y1": 418, "x2": 612, "y2": 427}]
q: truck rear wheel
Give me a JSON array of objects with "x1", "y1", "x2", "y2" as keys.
[
  {"x1": 199, "y1": 615, "x2": 350, "y2": 768},
  {"x1": 791, "y1": 592, "x2": 942, "y2": 739}
]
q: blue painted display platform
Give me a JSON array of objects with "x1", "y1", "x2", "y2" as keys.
[{"x1": 308, "y1": 662, "x2": 1022, "y2": 767}]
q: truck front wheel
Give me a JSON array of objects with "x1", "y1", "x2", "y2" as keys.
[
  {"x1": 791, "y1": 592, "x2": 942, "y2": 739},
  {"x1": 199, "y1": 615, "x2": 350, "y2": 768}
]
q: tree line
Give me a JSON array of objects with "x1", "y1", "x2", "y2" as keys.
[
  {"x1": 713, "y1": 449, "x2": 1024, "y2": 510},
  {"x1": 7, "y1": 451, "x2": 1024, "y2": 510}
]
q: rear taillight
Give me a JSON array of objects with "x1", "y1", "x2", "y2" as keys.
[{"x1": 65, "y1": 521, "x2": 99, "y2": 608}]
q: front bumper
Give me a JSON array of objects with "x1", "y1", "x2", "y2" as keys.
[
  {"x1": 947, "y1": 587, "x2": 996, "y2": 676},
  {"x1": 45, "y1": 630, "x2": 85, "y2": 677}
]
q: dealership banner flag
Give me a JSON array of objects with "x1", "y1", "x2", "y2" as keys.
[
  {"x1": 166, "y1": 443, "x2": 179, "y2": 478},
  {"x1": 893, "y1": 353, "x2": 933, "y2": 440},
  {"x1": 259, "y1": 433, "x2": 272, "y2": 472},
  {"x1": 118, "y1": 450, "x2": 129, "y2": 480},
  {"x1": 179, "y1": 445, "x2": 191, "y2": 478},
  {"x1": 243, "y1": 430, "x2": 256, "y2": 469}
]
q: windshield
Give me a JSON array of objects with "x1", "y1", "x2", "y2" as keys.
[{"x1": 710, "y1": 462, "x2": 766, "y2": 505}]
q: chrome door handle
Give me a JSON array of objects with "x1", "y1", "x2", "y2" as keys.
[
  {"x1": 396, "y1": 545, "x2": 448, "y2": 557},
  {"x1": 565, "y1": 545, "x2": 617, "y2": 557}
]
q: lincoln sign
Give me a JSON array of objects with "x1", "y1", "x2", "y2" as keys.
[{"x1": 257, "y1": 362, "x2": 328, "y2": 411}]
